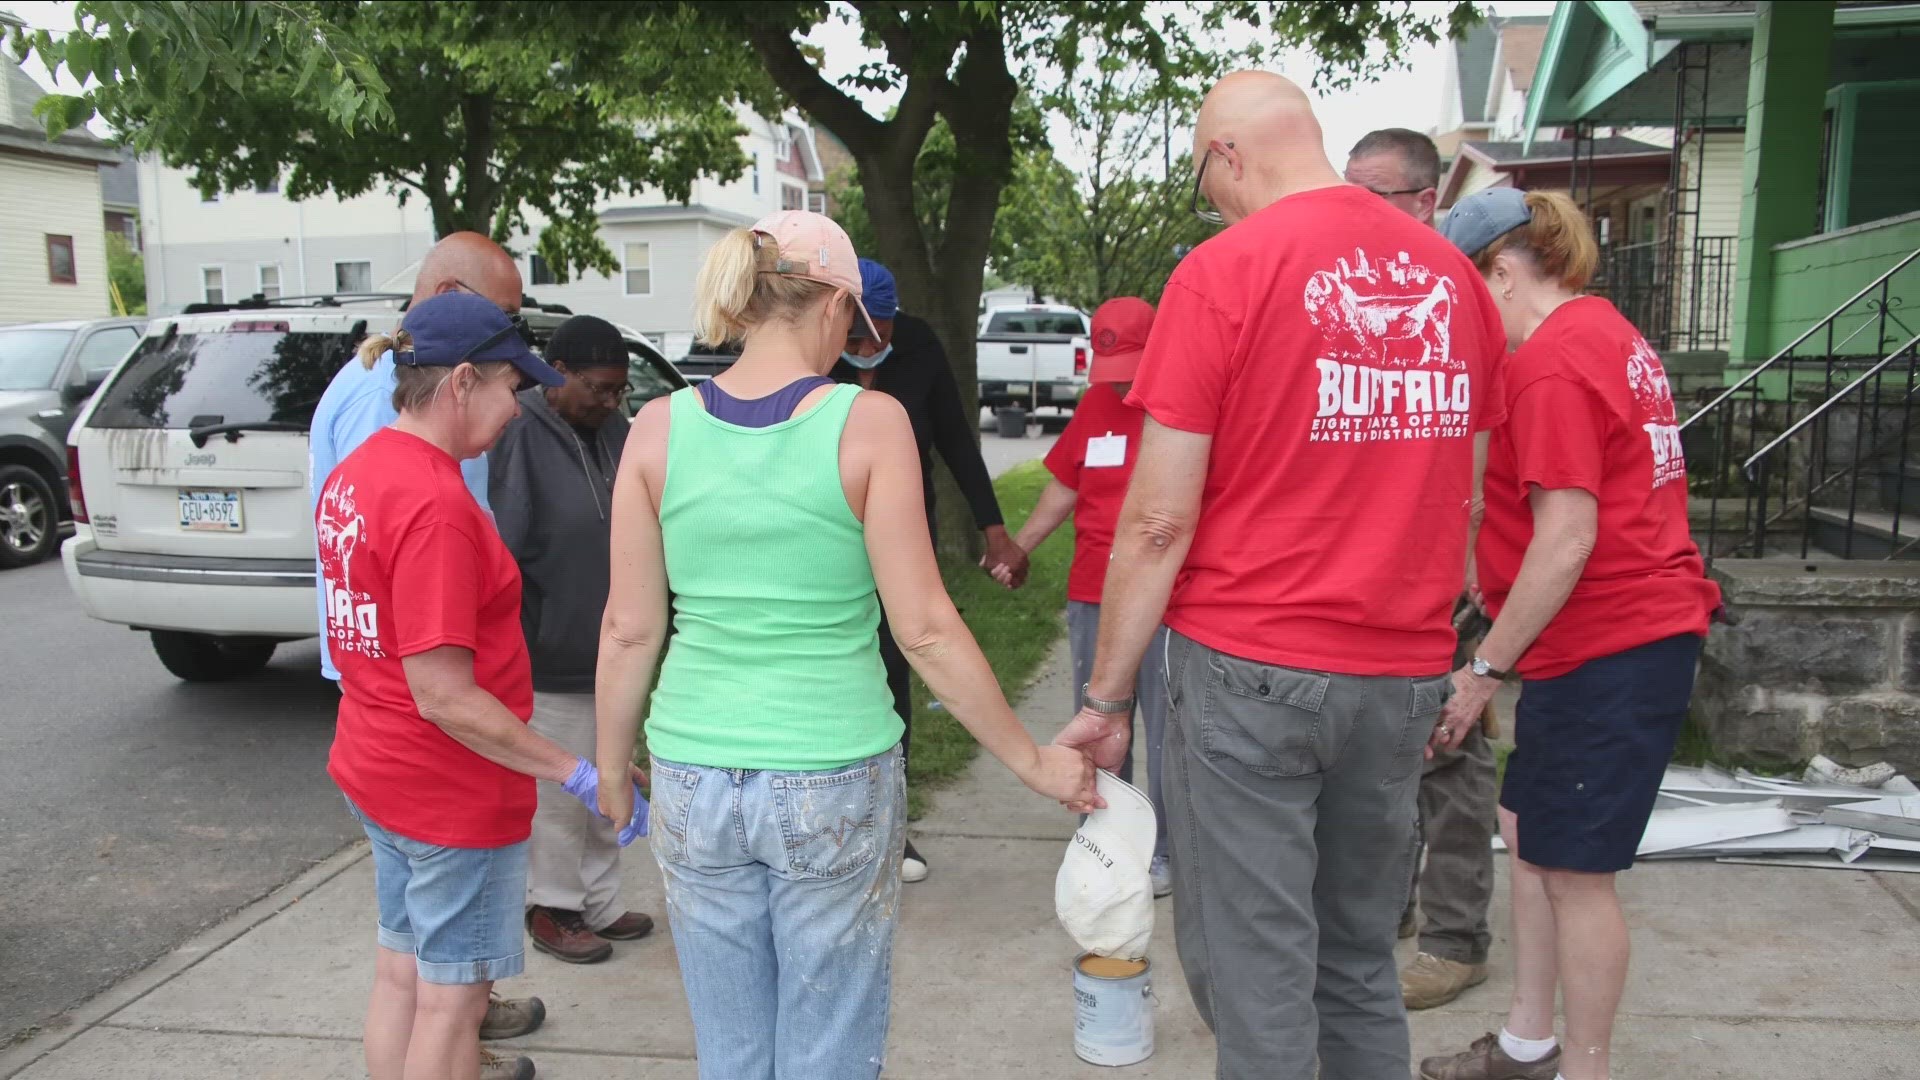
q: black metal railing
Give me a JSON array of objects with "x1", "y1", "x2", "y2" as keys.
[
  {"x1": 1685, "y1": 246, "x2": 1920, "y2": 563},
  {"x1": 1591, "y1": 234, "x2": 1737, "y2": 353}
]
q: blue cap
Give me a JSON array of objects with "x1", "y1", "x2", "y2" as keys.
[
  {"x1": 398, "y1": 291, "x2": 563, "y2": 387},
  {"x1": 1439, "y1": 187, "x2": 1533, "y2": 259},
  {"x1": 857, "y1": 258, "x2": 898, "y2": 321}
]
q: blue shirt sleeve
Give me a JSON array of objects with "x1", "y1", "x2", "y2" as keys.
[{"x1": 310, "y1": 355, "x2": 403, "y2": 679}]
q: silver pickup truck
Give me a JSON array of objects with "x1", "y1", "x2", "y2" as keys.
[{"x1": 975, "y1": 304, "x2": 1091, "y2": 412}]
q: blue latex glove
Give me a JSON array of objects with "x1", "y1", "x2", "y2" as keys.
[{"x1": 561, "y1": 758, "x2": 650, "y2": 846}]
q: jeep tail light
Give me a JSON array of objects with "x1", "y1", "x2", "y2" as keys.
[
  {"x1": 67, "y1": 446, "x2": 87, "y2": 524},
  {"x1": 1074, "y1": 345, "x2": 1088, "y2": 378}
]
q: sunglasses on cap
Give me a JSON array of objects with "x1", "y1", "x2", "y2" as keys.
[{"x1": 449, "y1": 280, "x2": 540, "y2": 390}]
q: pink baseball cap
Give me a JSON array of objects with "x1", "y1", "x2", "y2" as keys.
[{"x1": 750, "y1": 210, "x2": 881, "y2": 341}]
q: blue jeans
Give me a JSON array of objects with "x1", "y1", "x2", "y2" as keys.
[
  {"x1": 649, "y1": 746, "x2": 906, "y2": 1080},
  {"x1": 345, "y1": 798, "x2": 528, "y2": 985}
]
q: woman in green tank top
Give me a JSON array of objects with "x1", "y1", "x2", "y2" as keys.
[{"x1": 589, "y1": 210, "x2": 1099, "y2": 1080}]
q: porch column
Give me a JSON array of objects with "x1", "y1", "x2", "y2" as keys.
[{"x1": 1729, "y1": 0, "x2": 1835, "y2": 365}]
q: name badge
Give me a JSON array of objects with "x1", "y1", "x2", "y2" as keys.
[{"x1": 1086, "y1": 433, "x2": 1127, "y2": 468}]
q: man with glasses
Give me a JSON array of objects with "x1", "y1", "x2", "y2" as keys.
[
  {"x1": 1345, "y1": 126, "x2": 1501, "y2": 1015},
  {"x1": 488, "y1": 314, "x2": 656, "y2": 966},
  {"x1": 308, "y1": 231, "x2": 546, "y2": 1080},
  {"x1": 1344, "y1": 127, "x2": 1442, "y2": 226},
  {"x1": 1063, "y1": 72, "x2": 1507, "y2": 1080}
]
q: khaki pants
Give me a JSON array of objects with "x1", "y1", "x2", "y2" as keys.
[{"x1": 526, "y1": 691, "x2": 624, "y2": 929}]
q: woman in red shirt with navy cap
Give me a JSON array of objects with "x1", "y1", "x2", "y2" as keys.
[
  {"x1": 319, "y1": 290, "x2": 647, "y2": 1080},
  {"x1": 1000, "y1": 296, "x2": 1173, "y2": 897},
  {"x1": 1419, "y1": 188, "x2": 1720, "y2": 1080}
]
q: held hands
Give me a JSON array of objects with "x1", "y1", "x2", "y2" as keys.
[
  {"x1": 1429, "y1": 667, "x2": 1496, "y2": 757},
  {"x1": 980, "y1": 526, "x2": 1031, "y2": 590},
  {"x1": 1019, "y1": 743, "x2": 1104, "y2": 813},
  {"x1": 562, "y1": 758, "x2": 650, "y2": 846},
  {"x1": 1054, "y1": 706, "x2": 1132, "y2": 773}
]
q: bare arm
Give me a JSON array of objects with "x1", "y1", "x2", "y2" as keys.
[
  {"x1": 595, "y1": 398, "x2": 672, "y2": 808},
  {"x1": 1432, "y1": 486, "x2": 1597, "y2": 751},
  {"x1": 1467, "y1": 430, "x2": 1488, "y2": 595},
  {"x1": 403, "y1": 647, "x2": 577, "y2": 782},
  {"x1": 1012, "y1": 479, "x2": 1077, "y2": 554},
  {"x1": 851, "y1": 392, "x2": 1095, "y2": 806}
]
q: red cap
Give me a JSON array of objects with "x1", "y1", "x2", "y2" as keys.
[{"x1": 1089, "y1": 297, "x2": 1154, "y2": 383}]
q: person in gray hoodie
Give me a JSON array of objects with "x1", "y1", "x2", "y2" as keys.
[{"x1": 489, "y1": 315, "x2": 656, "y2": 964}]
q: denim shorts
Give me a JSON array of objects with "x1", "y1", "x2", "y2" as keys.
[
  {"x1": 345, "y1": 798, "x2": 528, "y2": 985},
  {"x1": 1500, "y1": 634, "x2": 1704, "y2": 873}
]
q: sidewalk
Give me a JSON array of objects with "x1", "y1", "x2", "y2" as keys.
[{"x1": 5, "y1": 640, "x2": 1918, "y2": 1079}]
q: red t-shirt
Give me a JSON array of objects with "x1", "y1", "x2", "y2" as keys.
[
  {"x1": 1044, "y1": 384, "x2": 1146, "y2": 604},
  {"x1": 1478, "y1": 296, "x2": 1720, "y2": 678},
  {"x1": 319, "y1": 428, "x2": 536, "y2": 847},
  {"x1": 1126, "y1": 185, "x2": 1508, "y2": 676}
]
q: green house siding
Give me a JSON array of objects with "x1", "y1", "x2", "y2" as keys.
[{"x1": 1763, "y1": 211, "x2": 1920, "y2": 358}]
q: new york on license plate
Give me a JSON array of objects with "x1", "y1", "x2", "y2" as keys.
[{"x1": 179, "y1": 490, "x2": 244, "y2": 532}]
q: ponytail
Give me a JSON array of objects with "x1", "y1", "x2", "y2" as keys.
[
  {"x1": 1472, "y1": 190, "x2": 1599, "y2": 292},
  {"x1": 356, "y1": 328, "x2": 412, "y2": 370},
  {"x1": 691, "y1": 226, "x2": 838, "y2": 347}
]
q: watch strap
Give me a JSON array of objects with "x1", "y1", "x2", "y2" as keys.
[{"x1": 1081, "y1": 684, "x2": 1136, "y2": 715}]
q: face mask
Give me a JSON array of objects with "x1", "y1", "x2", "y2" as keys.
[{"x1": 842, "y1": 343, "x2": 892, "y2": 370}]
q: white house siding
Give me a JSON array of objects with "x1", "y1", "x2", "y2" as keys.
[
  {"x1": 0, "y1": 154, "x2": 110, "y2": 324},
  {"x1": 1671, "y1": 130, "x2": 1743, "y2": 351},
  {"x1": 514, "y1": 218, "x2": 712, "y2": 336}
]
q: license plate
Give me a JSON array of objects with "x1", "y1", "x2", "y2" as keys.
[
  {"x1": 179, "y1": 489, "x2": 244, "y2": 532},
  {"x1": 1006, "y1": 382, "x2": 1031, "y2": 396},
  {"x1": 1051, "y1": 383, "x2": 1081, "y2": 401}
]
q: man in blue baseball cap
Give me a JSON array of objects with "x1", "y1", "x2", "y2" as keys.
[
  {"x1": 307, "y1": 232, "x2": 551, "y2": 1080},
  {"x1": 833, "y1": 256, "x2": 1023, "y2": 883}
]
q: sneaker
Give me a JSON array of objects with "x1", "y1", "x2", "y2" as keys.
[
  {"x1": 1418, "y1": 1032, "x2": 1560, "y2": 1080},
  {"x1": 480, "y1": 1047, "x2": 536, "y2": 1080},
  {"x1": 901, "y1": 838, "x2": 929, "y2": 883},
  {"x1": 527, "y1": 906, "x2": 612, "y2": 964},
  {"x1": 1149, "y1": 855, "x2": 1173, "y2": 898},
  {"x1": 480, "y1": 993, "x2": 546, "y2": 1040},
  {"x1": 595, "y1": 911, "x2": 655, "y2": 941},
  {"x1": 1401, "y1": 952, "x2": 1489, "y2": 1010},
  {"x1": 1398, "y1": 909, "x2": 1418, "y2": 939}
]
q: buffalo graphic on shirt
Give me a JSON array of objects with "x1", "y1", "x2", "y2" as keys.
[
  {"x1": 1306, "y1": 248, "x2": 1471, "y2": 443},
  {"x1": 317, "y1": 476, "x2": 384, "y2": 659},
  {"x1": 1626, "y1": 335, "x2": 1685, "y2": 489}
]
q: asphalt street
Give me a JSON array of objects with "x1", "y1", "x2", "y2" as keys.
[{"x1": 0, "y1": 559, "x2": 357, "y2": 1048}]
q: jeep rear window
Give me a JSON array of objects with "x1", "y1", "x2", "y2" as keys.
[
  {"x1": 88, "y1": 329, "x2": 358, "y2": 430},
  {"x1": 985, "y1": 311, "x2": 1086, "y2": 335}
]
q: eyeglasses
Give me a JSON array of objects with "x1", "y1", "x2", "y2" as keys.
[
  {"x1": 452, "y1": 280, "x2": 535, "y2": 347},
  {"x1": 1190, "y1": 141, "x2": 1234, "y2": 225},
  {"x1": 573, "y1": 372, "x2": 631, "y2": 403},
  {"x1": 1365, "y1": 185, "x2": 1434, "y2": 199}
]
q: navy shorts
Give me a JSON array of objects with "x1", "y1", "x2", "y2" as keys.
[{"x1": 1499, "y1": 633, "x2": 1703, "y2": 873}]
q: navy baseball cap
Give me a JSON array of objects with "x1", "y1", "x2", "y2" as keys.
[
  {"x1": 397, "y1": 291, "x2": 563, "y2": 388},
  {"x1": 857, "y1": 258, "x2": 899, "y2": 321},
  {"x1": 1440, "y1": 186, "x2": 1533, "y2": 259}
]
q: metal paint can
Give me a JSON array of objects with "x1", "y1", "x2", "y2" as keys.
[{"x1": 1073, "y1": 954, "x2": 1154, "y2": 1066}]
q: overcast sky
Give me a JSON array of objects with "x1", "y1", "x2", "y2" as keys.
[{"x1": 8, "y1": 0, "x2": 1557, "y2": 159}]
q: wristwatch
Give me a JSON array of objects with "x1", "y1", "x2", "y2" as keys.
[
  {"x1": 1081, "y1": 685, "x2": 1136, "y2": 715},
  {"x1": 1469, "y1": 656, "x2": 1509, "y2": 681}
]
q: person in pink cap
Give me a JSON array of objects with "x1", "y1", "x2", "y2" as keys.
[
  {"x1": 997, "y1": 297, "x2": 1173, "y2": 896},
  {"x1": 591, "y1": 210, "x2": 1100, "y2": 1079}
]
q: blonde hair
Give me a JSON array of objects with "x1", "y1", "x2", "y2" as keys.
[
  {"x1": 386, "y1": 353, "x2": 515, "y2": 414},
  {"x1": 1471, "y1": 190, "x2": 1599, "y2": 292},
  {"x1": 692, "y1": 227, "x2": 839, "y2": 346},
  {"x1": 357, "y1": 328, "x2": 410, "y2": 369}
]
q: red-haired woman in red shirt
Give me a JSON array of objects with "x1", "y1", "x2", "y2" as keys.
[{"x1": 1421, "y1": 188, "x2": 1720, "y2": 1080}]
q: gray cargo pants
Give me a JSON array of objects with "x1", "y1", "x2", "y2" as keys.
[{"x1": 1162, "y1": 630, "x2": 1446, "y2": 1080}]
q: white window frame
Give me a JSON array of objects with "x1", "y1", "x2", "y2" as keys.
[
  {"x1": 807, "y1": 191, "x2": 828, "y2": 215},
  {"x1": 752, "y1": 151, "x2": 761, "y2": 195},
  {"x1": 622, "y1": 242, "x2": 652, "y2": 297},
  {"x1": 256, "y1": 262, "x2": 282, "y2": 299},
  {"x1": 200, "y1": 265, "x2": 226, "y2": 304},
  {"x1": 333, "y1": 259, "x2": 373, "y2": 294},
  {"x1": 780, "y1": 183, "x2": 807, "y2": 212}
]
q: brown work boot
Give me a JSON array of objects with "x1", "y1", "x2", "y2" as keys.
[
  {"x1": 595, "y1": 910, "x2": 655, "y2": 940},
  {"x1": 527, "y1": 906, "x2": 612, "y2": 964},
  {"x1": 1401, "y1": 951, "x2": 1489, "y2": 1010},
  {"x1": 1419, "y1": 1032, "x2": 1560, "y2": 1080},
  {"x1": 480, "y1": 993, "x2": 545, "y2": 1040},
  {"x1": 480, "y1": 1047, "x2": 536, "y2": 1080}
]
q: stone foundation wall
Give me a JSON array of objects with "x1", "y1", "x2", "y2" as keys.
[{"x1": 1696, "y1": 560, "x2": 1920, "y2": 772}]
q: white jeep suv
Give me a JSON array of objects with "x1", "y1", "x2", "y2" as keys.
[{"x1": 63, "y1": 301, "x2": 402, "y2": 680}]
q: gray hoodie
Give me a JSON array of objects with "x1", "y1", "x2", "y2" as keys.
[{"x1": 488, "y1": 388, "x2": 627, "y2": 692}]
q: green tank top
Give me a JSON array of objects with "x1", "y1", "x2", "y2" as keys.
[{"x1": 646, "y1": 384, "x2": 903, "y2": 771}]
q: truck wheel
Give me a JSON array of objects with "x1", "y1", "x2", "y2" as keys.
[
  {"x1": 0, "y1": 463, "x2": 58, "y2": 569},
  {"x1": 150, "y1": 631, "x2": 277, "y2": 682}
]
